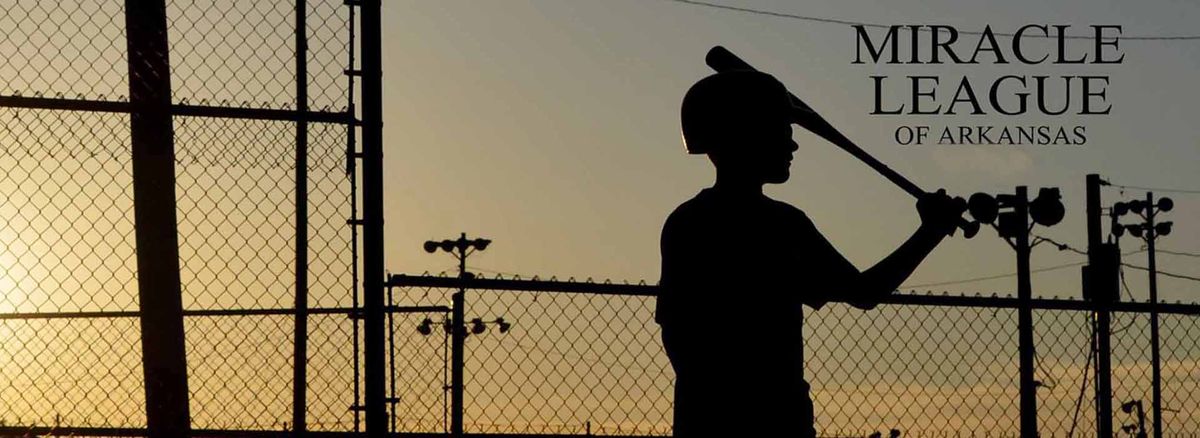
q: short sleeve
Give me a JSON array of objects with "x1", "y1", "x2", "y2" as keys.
[
  {"x1": 792, "y1": 210, "x2": 860, "y2": 309},
  {"x1": 656, "y1": 205, "x2": 700, "y2": 324}
]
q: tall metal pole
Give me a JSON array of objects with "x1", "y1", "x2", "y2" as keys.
[
  {"x1": 292, "y1": 0, "x2": 310, "y2": 434},
  {"x1": 344, "y1": 1, "x2": 361, "y2": 432},
  {"x1": 1087, "y1": 174, "x2": 1114, "y2": 438},
  {"x1": 451, "y1": 233, "x2": 467, "y2": 437},
  {"x1": 1015, "y1": 186, "x2": 1038, "y2": 438},
  {"x1": 360, "y1": 0, "x2": 386, "y2": 435},
  {"x1": 387, "y1": 284, "x2": 398, "y2": 434},
  {"x1": 1146, "y1": 192, "x2": 1162, "y2": 438},
  {"x1": 126, "y1": 1, "x2": 190, "y2": 436}
]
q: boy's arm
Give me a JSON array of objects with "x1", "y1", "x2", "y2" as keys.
[
  {"x1": 843, "y1": 225, "x2": 945, "y2": 309},
  {"x1": 843, "y1": 189, "x2": 965, "y2": 309}
]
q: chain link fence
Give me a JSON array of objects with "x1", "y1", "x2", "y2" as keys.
[
  {"x1": 389, "y1": 275, "x2": 1200, "y2": 437},
  {"x1": 2, "y1": 1, "x2": 1199, "y2": 436},
  {"x1": 0, "y1": 0, "x2": 358, "y2": 433},
  {"x1": 390, "y1": 278, "x2": 671, "y2": 436}
]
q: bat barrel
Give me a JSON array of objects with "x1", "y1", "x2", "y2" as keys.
[{"x1": 704, "y1": 46, "x2": 976, "y2": 238}]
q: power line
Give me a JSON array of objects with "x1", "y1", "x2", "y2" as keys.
[
  {"x1": 1112, "y1": 266, "x2": 1139, "y2": 334},
  {"x1": 665, "y1": 0, "x2": 1200, "y2": 40},
  {"x1": 959, "y1": 233, "x2": 1200, "y2": 284},
  {"x1": 1105, "y1": 183, "x2": 1200, "y2": 195},
  {"x1": 1156, "y1": 248, "x2": 1200, "y2": 259},
  {"x1": 1035, "y1": 235, "x2": 1088, "y2": 256},
  {"x1": 902, "y1": 248, "x2": 1148, "y2": 288},
  {"x1": 1066, "y1": 325, "x2": 1094, "y2": 438},
  {"x1": 1013, "y1": 234, "x2": 1200, "y2": 284},
  {"x1": 667, "y1": 0, "x2": 879, "y2": 28},
  {"x1": 902, "y1": 261, "x2": 1087, "y2": 288},
  {"x1": 1122, "y1": 263, "x2": 1200, "y2": 283}
]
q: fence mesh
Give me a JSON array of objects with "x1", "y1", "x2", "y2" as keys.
[
  {"x1": 1160, "y1": 313, "x2": 1200, "y2": 433},
  {"x1": 392, "y1": 281, "x2": 674, "y2": 436},
  {"x1": 389, "y1": 277, "x2": 1200, "y2": 437},
  {"x1": 1, "y1": 1, "x2": 1198, "y2": 436},
  {"x1": 0, "y1": 0, "x2": 127, "y2": 100},
  {"x1": 806, "y1": 304, "x2": 1021, "y2": 436},
  {"x1": 0, "y1": 317, "x2": 145, "y2": 428},
  {"x1": 0, "y1": 0, "x2": 356, "y2": 433}
]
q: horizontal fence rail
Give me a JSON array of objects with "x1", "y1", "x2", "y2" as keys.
[
  {"x1": 388, "y1": 274, "x2": 1200, "y2": 314},
  {"x1": 0, "y1": 95, "x2": 356, "y2": 124}
]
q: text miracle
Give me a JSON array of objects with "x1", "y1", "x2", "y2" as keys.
[{"x1": 854, "y1": 25, "x2": 1123, "y2": 146}]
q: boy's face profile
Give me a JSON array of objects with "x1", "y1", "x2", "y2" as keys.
[
  {"x1": 681, "y1": 71, "x2": 799, "y2": 186},
  {"x1": 708, "y1": 112, "x2": 798, "y2": 185}
]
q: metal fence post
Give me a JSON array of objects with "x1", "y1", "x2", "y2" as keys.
[
  {"x1": 450, "y1": 289, "x2": 466, "y2": 437},
  {"x1": 293, "y1": 0, "x2": 310, "y2": 434},
  {"x1": 360, "y1": 0, "x2": 387, "y2": 435},
  {"x1": 125, "y1": 1, "x2": 190, "y2": 436},
  {"x1": 1014, "y1": 186, "x2": 1039, "y2": 437},
  {"x1": 1146, "y1": 192, "x2": 1162, "y2": 438},
  {"x1": 1087, "y1": 174, "x2": 1114, "y2": 438}
]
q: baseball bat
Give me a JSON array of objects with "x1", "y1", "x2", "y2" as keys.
[{"x1": 705, "y1": 46, "x2": 976, "y2": 238}]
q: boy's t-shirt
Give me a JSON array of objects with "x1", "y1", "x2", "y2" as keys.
[{"x1": 656, "y1": 187, "x2": 859, "y2": 435}]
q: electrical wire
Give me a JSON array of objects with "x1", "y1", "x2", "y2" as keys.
[
  {"x1": 1067, "y1": 326, "x2": 1095, "y2": 438},
  {"x1": 1033, "y1": 236, "x2": 1150, "y2": 258},
  {"x1": 1121, "y1": 263, "x2": 1200, "y2": 283},
  {"x1": 1111, "y1": 267, "x2": 1140, "y2": 334},
  {"x1": 902, "y1": 261, "x2": 1089, "y2": 288},
  {"x1": 664, "y1": 0, "x2": 1200, "y2": 40},
  {"x1": 1106, "y1": 183, "x2": 1200, "y2": 195},
  {"x1": 1118, "y1": 266, "x2": 1137, "y2": 303},
  {"x1": 1034, "y1": 351, "x2": 1059, "y2": 391},
  {"x1": 1032, "y1": 236, "x2": 1200, "y2": 283},
  {"x1": 1035, "y1": 235, "x2": 1088, "y2": 256},
  {"x1": 902, "y1": 238, "x2": 1142, "y2": 286},
  {"x1": 1155, "y1": 248, "x2": 1200, "y2": 259}
]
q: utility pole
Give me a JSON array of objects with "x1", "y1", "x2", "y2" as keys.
[
  {"x1": 1146, "y1": 192, "x2": 1162, "y2": 438},
  {"x1": 451, "y1": 258, "x2": 466, "y2": 438},
  {"x1": 965, "y1": 186, "x2": 1065, "y2": 438},
  {"x1": 423, "y1": 234, "x2": 492, "y2": 437},
  {"x1": 1013, "y1": 186, "x2": 1037, "y2": 438},
  {"x1": 1111, "y1": 192, "x2": 1174, "y2": 438},
  {"x1": 1086, "y1": 174, "x2": 1115, "y2": 438}
]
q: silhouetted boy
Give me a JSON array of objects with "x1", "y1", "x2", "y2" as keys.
[{"x1": 657, "y1": 71, "x2": 965, "y2": 437}]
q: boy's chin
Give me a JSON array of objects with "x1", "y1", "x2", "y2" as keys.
[{"x1": 764, "y1": 172, "x2": 790, "y2": 184}]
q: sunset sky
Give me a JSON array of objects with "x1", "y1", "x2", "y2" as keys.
[
  {"x1": 0, "y1": 0, "x2": 1196, "y2": 434},
  {"x1": 380, "y1": 0, "x2": 1200, "y2": 303}
]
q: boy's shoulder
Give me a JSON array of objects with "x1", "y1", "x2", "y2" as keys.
[{"x1": 664, "y1": 189, "x2": 812, "y2": 229}]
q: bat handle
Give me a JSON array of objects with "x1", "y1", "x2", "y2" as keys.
[
  {"x1": 926, "y1": 188, "x2": 974, "y2": 237},
  {"x1": 956, "y1": 216, "x2": 979, "y2": 238}
]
